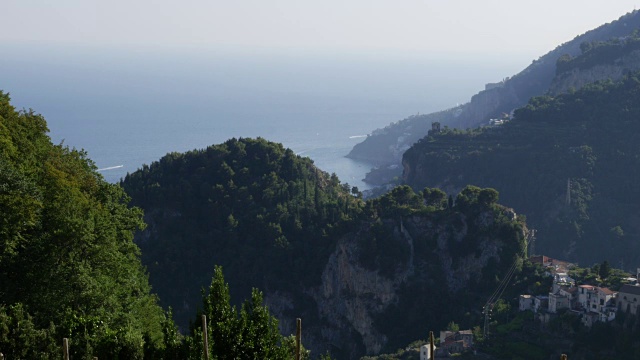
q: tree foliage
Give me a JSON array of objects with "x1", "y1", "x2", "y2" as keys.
[
  {"x1": 121, "y1": 137, "x2": 365, "y2": 328},
  {"x1": 0, "y1": 85, "x2": 533, "y2": 359},
  {"x1": 0, "y1": 91, "x2": 167, "y2": 359},
  {"x1": 404, "y1": 72, "x2": 640, "y2": 267},
  {"x1": 186, "y1": 266, "x2": 291, "y2": 359}
]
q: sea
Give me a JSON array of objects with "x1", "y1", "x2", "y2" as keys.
[{"x1": 0, "y1": 45, "x2": 526, "y2": 190}]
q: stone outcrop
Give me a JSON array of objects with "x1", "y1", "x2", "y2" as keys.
[
  {"x1": 267, "y1": 208, "x2": 525, "y2": 359},
  {"x1": 549, "y1": 49, "x2": 640, "y2": 94}
]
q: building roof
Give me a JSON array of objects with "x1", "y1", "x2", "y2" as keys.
[
  {"x1": 620, "y1": 284, "x2": 640, "y2": 296},
  {"x1": 529, "y1": 255, "x2": 575, "y2": 273},
  {"x1": 599, "y1": 287, "x2": 615, "y2": 295},
  {"x1": 529, "y1": 255, "x2": 551, "y2": 265}
]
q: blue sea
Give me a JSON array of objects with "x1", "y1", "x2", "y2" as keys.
[{"x1": 0, "y1": 45, "x2": 525, "y2": 190}]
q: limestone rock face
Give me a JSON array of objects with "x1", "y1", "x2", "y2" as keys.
[
  {"x1": 315, "y1": 239, "x2": 405, "y2": 355},
  {"x1": 266, "y1": 209, "x2": 525, "y2": 359},
  {"x1": 549, "y1": 50, "x2": 640, "y2": 95}
]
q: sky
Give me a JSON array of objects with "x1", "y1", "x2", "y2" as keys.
[{"x1": 1, "y1": 1, "x2": 638, "y2": 60}]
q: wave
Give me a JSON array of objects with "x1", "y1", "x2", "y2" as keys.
[
  {"x1": 97, "y1": 165, "x2": 124, "y2": 172},
  {"x1": 349, "y1": 135, "x2": 368, "y2": 139}
]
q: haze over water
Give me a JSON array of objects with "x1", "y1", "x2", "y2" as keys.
[{"x1": 1, "y1": 45, "x2": 525, "y2": 190}]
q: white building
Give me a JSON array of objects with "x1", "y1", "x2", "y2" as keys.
[
  {"x1": 548, "y1": 291, "x2": 571, "y2": 313},
  {"x1": 533, "y1": 296, "x2": 549, "y2": 313},
  {"x1": 578, "y1": 285, "x2": 596, "y2": 310},
  {"x1": 617, "y1": 284, "x2": 640, "y2": 315},
  {"x1": 519, "y1": 294, "x2": 534, "y2": 311},
  {"x1": 552, "y1": 273, "x2": 575, "y2": 292},
  {"x1": 577, "y1": 285, "x2": 617, "y2": 326},
  {"x1": 419, "y1": 344, "x2": 435, "y2": 360}
]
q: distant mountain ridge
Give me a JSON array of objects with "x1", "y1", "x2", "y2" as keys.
[
  {"x1": 402, "y1": 71, "x2": 640, "y2": 269},
  {"x1": 348, "y1": 10, "x2": 640, "y2": 167}
]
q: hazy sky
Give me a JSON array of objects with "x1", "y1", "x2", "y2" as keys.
[{"x1": 2, "y1": 1, "x2": 638, "y2": 59}]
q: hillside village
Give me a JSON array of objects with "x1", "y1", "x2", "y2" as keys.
[
  {"x1": 519, "y1": 255, "x2": 640, "y2": 328},
  {"x1": 405, "y1": 255, "x2": 640, "y2": 360},
  {"x1": 418, "y1": 330, "x2": 474, "y2": 360}
]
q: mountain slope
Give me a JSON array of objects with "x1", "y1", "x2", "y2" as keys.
[
  {"x1": 122, "y1": 138, "x2": 528, "y2": 359},
  {"x1": 121, "y1": 137, "x2": 362, "y2": 332},
  {"x1": 402, "y1": 72, "x2": 640, "y2": 268},
  {"x1": 0, "y1": 92, "x2": 167, "y2": 359},
  {"x1": 348, "y1": 10, "x2": 640, "y2": 167}
]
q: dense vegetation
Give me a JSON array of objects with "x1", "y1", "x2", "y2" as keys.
[
  {"x1": 121, "y1": 137, "x2": 528, "y2": 358},
  {"x1": 364, "y1": 185, "x2": 527, "y2": 352},
  {"x1": 0, "y1": 93, "x2": 319, "y2": 359},
  {"x1": 0, "y1": 88, "x2": 528, "y2": 358},
  {"x1": 556, "y1": 30, "x2": 640, "y2": 75},
  {"x1": 0, "y1": 91, "x2": 167, "y2": 358},
  {"x1": 171, "y1": 266, "x2": 317, "y2": 360},
  {"x1": 121, "y1": 138, "x2": 364, "y2": 331},
  {"x1": 403, "y1": 72, "x2": 640, "y2": 268}
]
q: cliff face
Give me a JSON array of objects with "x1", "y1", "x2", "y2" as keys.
[
  {"x1": 311, "y1": 233, "x2": 410, "y2": 356},
  {"x1": 348, "y1": 10, "x2": 640, "y2": 170},
  {"x1": 550, "y1": 49, "x2": 640, "y2": 94},
  {"x1": 267, "y1": 206, "x2": 526, "y2": 359}
]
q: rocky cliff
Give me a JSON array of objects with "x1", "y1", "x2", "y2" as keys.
[
  {"x1": 550, "y1": 47, "x2": 640, "y2": 94},
  {"x1": 122, "y1": 139, "x2": 527, "y2": 359},
  {"x1": 266, "y1": 199, "x2": 526, "y2": 359}
]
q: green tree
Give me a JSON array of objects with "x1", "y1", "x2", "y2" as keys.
[
  {"x1": 422, "y1": 187, "x2": 447, "y2": 209},
  {"x1": 239, "y1": 289, "x2": 289, "y2": 359},
  {"x1": 201, "y1": 266, "x2": 241, "y2": 359},
  {"x1": 478, "y1": 188, "x2": 499, "y2": 206},
  {"x1": 599, "y1": 260, "x2": 611, "y2": 279},
  {"x1": 447, "y1": 321, "x2": 460, "y2": 332},
  {"x1": 282, "y1": 335, "x2": 310, "y2": 360},
  {"x1": 0, "y1": 91, "x2": 168, "y2": 359},
  {"x1": 455, "y1": 185, "x2": 482, "y2": 210},
  {"x1": 121, "y1": 137, "x2": 364, "y2": 329},
  {"x1": 194, "y1": 266, "x2": 291, "y2": 360},
  {"x1": 0, "y1": 304, "x2": 59, "y2": 359}
]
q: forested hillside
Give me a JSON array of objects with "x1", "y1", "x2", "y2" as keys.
[
  {"x1": 0, "y1": 91, "x2": 168, "y2": 358},
  {"x1": 403, "y1": 72, "x2": 640, "y2": 268},
  {"x1": 348, "y1": 10, "x2": 640, "y2": 167},
  {"x1": 0, "y1": 89, "x2": 530, "y2": 359},
  {"x1": 0, "y1": 93, "x2": 326, "y2": 360},
  {"x1": 122, "y1": 138, "x2": 528, "y2": 358},
  {"x1": 121, "y1": 138, "x2": 363, "y2": 327}
]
